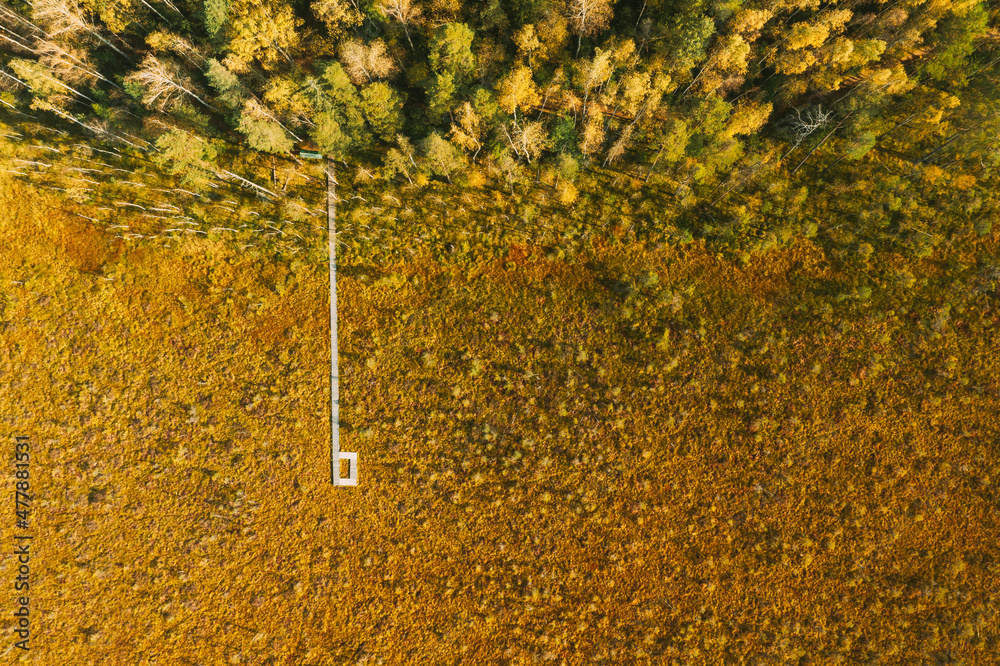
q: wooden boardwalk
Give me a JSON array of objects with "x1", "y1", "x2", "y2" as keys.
[{"x1": 328, "y1": 159, "x2": 356, "y2": 486}]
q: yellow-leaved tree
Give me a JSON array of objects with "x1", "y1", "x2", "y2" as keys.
[
  {"x1": 496, "y1": 66, "x2": 540, "y2": 121},
  {"x1": 449, "y1": 101, "x2": 485, "y2": 160},
  {"x1": 225, "y1": 0, "x2": 302, "y2": 71},
  {"x1": 566, "y1": 0, "x2": 614, "y2": 57},
  {"x1": 312, "y1": 0, "x2": 362, "y2": 37}
]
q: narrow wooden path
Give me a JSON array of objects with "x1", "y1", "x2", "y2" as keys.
[{"x1": 328, "y1": 159, "x2": 356, "y2": 486}]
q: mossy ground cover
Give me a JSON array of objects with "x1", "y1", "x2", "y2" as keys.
[{"x1": 1, "y1": 172, "x2": 998, "y2": 664}]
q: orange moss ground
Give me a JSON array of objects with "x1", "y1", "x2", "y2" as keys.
[{"x1": 1, "y1": 174, "x2": 998, "y2": 664}]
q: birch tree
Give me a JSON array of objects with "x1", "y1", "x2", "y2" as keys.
[
  {"x1": 514, "y1": 24, "x2": 541, "y2": 68},
  {"x1": 312, "y1": 0, "x2": 362, "y2": 37},
  {"x1": 379, "y1": 0, "x2": 422, "y2": 50},
  {"x1": 31, "y1": 0, "x2": 131, "y2": 59},
  {"x1": 125, "y1": 55, "x2": 216, "y2": 111},
  {"x1": 575, "y1": 46, "x2": 614, "y2": 118},
  {"x1": 421, "y1": 131, "x2": 464, "y2": 183},
  {"x1": 340, "y1": 39, "x2": 398, "y2": 85},
  {"x1": 566, "y1": 0, "x2": 614, "y2": 57},
  {"x1": 449, "y1": 100, "x2": 484, "y2": 159},
  {"x1": 383, "y1": 134, "x2": 418, "y2": 184},
  {"x1": 578, "y1": 107, "x2": 605, "y2": 156},
  {"x1": 226, "y1": 0, "x2": 301, "y2": 71},
  {"x1": 36, "y1": 40, "x2": 105, "y2": 86},
  {"x1": 238, "y1": 107, "x2": 294, "y2": 153},
  {"x1": 496, "y1": 65, "x2": 540, "y2": 122},
  {"x1": 10, "y1": 57, "x2": 92, "y2": 107},
  {"x1": 506, "y1": 120, "x2": 548, "y2": 163}
]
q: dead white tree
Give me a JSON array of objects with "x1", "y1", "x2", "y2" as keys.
[
  {"x1": 36, "y1": 40, "x2": 119, "y2": 87},
  {"x1": 137, "y1": 0, "x2": 173, "y2": 26},
  {"x1": 10, "y1": 58, "x2": 96, "y2": 103},
  {"x1": 30, "y1": 0, "x2": 131, "y2": 60},
  {"x1": 217, "y1": 169, "x2": 279, "y2": 200},
  {"x1": 790, "y1": 105, "x2": 832, "y2": 145},
  {"x1": 379, "y1": 0, "x2": 421, "y2": 50},
  {"x1": 0, "y1": 3, "x2": 45, "y2": 44},
  {"x1": 125, "y1": 56, "x2": 217, "y2": 111},
  {"x1": 242, "y1": 97, "x2": 302, "y2": 141},
  {"x1": 566, "y1": 0, "x2": 614, "y2": 58},
  {"x1": 780, "y1": 104, "x2": 833, "y2": 160},
  {"x1": 0, "y1": 66, "x2": 29, "y2": 90},
  {"x1": 0, "y1": 22, "x2": 34, "y2": 53}
]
